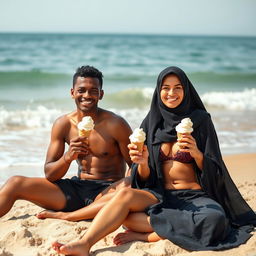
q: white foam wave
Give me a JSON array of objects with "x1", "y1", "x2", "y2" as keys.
[
  {"x1": 201, "y1": 88, "x2": 256, "y2": 110},
  {"x1": 0, "y1": 105, "x2": 62, "y2": 130},
  {"x1": 141, "y1": 87, "x2": 154, "y2": 99}
]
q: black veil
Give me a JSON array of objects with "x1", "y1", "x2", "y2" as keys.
[{"x1": 131, "y1": 66, "x2": 256, "y2": 226}]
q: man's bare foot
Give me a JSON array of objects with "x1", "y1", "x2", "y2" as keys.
[
  {"x1": 52, "y1": 240, "x2": 90, "y2": 256},
  {"x1": 36, "y1": 210, "x2": 67, "y2": 220},
  {"x1": 113, "y1": 230, "x2": 146, "y2": 245}
]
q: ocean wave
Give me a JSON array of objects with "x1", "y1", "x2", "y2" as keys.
[
  {"x1": 201, "y1": 88, "x2": 256, "y2": 110},
  {"x1": 0, "y1": 106, "x2": 61, "y2": 130},
  {"x1": 0, "y1": 71, "x2": 70, "y2": 87},
  {"x1": 103, "y1": 88, "x2": 153, "y2": 108},
  {"x1": 188, "y1": 72, "x2": 256, "y2": 84},
  {"x1": 105, "y1": 87, "x2": 256, "y2": 111},
  {"x1": 0, "y1": 88, "x2": 255, "y2": 131},
  {"x1": 1, "y1": 70, "x2": 256, "y2": 88}
]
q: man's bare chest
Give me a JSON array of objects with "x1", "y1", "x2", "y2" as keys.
[{"x1": 66, "y1": 126, "x2": 119, "y2": 157}]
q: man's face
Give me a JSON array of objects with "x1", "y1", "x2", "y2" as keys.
[{"x1": 71, "y1": 76, "x2": 104, "y2": 112}]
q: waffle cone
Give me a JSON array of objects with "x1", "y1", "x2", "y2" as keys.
[
  {"x1": 78, "y1": 129, "x2": 92, "y2": 138},
  {"x1": 133, "y1": 141, "x2": 144, "y2": 153},
  {"x1": 177, "y1": 132, "x2": 183, "y2": 140},
  {"x1": 177, "y1": 132, "x2": 191, "y2": 149},
  {"x1": 177, "y1": 132, "x2": 191, "y2": 139},
  {"x1": 177, "y1": 132, "x2": 191, "y2": 140}
]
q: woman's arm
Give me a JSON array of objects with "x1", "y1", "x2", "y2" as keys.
[{"x1": 128, "y1": 144, "x2": 150, "y2": 181}]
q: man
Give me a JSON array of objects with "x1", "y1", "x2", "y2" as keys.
[{"x1": 0, "y1": 65, "x2": 132, "y2": 219}]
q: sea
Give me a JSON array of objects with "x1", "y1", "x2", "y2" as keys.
[{"x1": 0, "y1": 33, "x2": 256, "y2": 184}]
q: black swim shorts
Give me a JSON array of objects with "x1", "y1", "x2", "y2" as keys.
[{"x1": 54, "y1": 176, "x2": 113, "y2": 212}]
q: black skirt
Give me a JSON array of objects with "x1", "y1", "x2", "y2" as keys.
[{"x1": 146, "y1": 189, "x2": 254, "y2": 251}]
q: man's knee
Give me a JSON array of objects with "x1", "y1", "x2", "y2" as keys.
[
  {"x1": 5, "y1": 176, "x2": 36, "y2": 196},
  {"x1": 5, "y1": 175, "x2": 26, "y2": 188},
  {"x1": 2, "y1": 176, "x2": 28, "y2": 197}
]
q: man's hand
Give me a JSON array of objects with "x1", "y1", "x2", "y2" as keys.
[{"x1": 65, "y1": 136, "x2": 90, "y2": 162}]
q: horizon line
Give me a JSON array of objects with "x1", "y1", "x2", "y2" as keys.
[{"x1": 0, "y1": 31, "x2": 255, "y2": 38}]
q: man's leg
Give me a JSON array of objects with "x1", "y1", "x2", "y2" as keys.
[
  {"x1": 36, "y1": 192, "x2": 114, "y2": 221},
  {"x1": 0, "y1": 175, "x2": 67, "y2": 218},
  {"x1": 36, "y1": 176, "x2": 131, "y2": 221}
]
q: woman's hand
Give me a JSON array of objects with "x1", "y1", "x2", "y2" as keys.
[
  {"x1": 128, "y1": 143, "x2": 149, "y2": 165},
  {"x1": 128, "y1": 143, "x2": 150, "y2": 180},
  {"x1": 177, "y1": 134, "x2": 203, "y2": 168}
]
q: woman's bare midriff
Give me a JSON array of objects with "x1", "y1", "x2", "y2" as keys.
[{"x1": 162, "y1": 160, "x2": 202, "y2": 190}]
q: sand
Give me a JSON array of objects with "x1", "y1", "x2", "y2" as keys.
[{"x1": 0, "y1": 153, "x2": 255, "y2": 256}]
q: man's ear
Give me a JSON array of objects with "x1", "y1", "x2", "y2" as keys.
[
  {"x1": 70, "y1": 88, "x2": 75, "y2": 99},
  {"x1": 99, "y1": 89, "x2": 104, "y2": 100}
]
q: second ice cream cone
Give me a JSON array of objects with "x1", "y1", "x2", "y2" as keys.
[
  {"x1": 177, "y1": 132, "x2": 191, "y2": 140},
  {"x1": 133, "y1": 141, "x2": 144, "y2": 153},
  {"x1": 129, "y1": 128, "x2": 146, "y2": 153}
]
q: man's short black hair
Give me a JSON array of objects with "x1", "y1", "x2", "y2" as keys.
[{"x1": 73, "y1": 65, "x2": 103, "y2": 88}]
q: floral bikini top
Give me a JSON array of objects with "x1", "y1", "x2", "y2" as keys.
[{"x1": 159, "y1": 148, "x2": 194, "y2": 164}]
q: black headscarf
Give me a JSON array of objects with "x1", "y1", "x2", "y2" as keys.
[
  {"x1": 143, "y1": 66, "x2": 207, "y2": 144},
  {"x1": 132, "y1": 66, "x2": 256, "y2": 227}
]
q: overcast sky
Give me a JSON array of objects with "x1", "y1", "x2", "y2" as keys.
[{"x1": 0, "y1": 0, "x2": 256, "y2": 36}]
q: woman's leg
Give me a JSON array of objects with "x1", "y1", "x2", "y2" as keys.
[
  {"x1": 114, "y1": 212, "x2": 162, "y2": 245},
  {"x1": 52, "y1": 187, "x2": 159, "y2": 256},
  {"x1": 37, "y1": 177, "x2": 131, "y2": 221},
  {"x1": 114, "y1": 230, "x2": 161, "y2": 245}
]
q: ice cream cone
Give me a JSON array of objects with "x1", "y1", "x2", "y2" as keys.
[
  {"x1": 177, "y1": 132, "x2": 192, "y2": 148},
  {"x1": 78, "y1": 129, "x2": 92, "y2": 138},
  {"x1": 177, "y1": 132, "x2": 191, "y2": 140},
  {"x1": 133, "y1": 141, "x2": 144, "y2": 153},
  {"x1": 129, "y1": 128, "x2": 146, "y2": 153},
  {"x1": 77, "y1": 116, "x2": 95, "y2": 140},
  {"x1": 177, "y1": 132, "x2": 183, "y2": 140},
  {"x1": 176, "y1": 118, "x2": 193, "y2": 140}
]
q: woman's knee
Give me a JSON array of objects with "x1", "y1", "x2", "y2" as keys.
[
  {"x1": 115, "y1": 187, "x2": 136, "y2": 202},
  {"x1": 205, "y1": 209, "x2": 226, "y2": 224},
  {"x1": 202, "y1": 209, "x2": 228, "y2": 243}
]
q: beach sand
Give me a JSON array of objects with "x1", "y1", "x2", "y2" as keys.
[{"x1": 0, "y1": 153, "x2": 255, "y2": 256}]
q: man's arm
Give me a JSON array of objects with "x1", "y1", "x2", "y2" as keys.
[
  {"x1": 111, "y1": 116, "x2": 133, "y2": 169},
  {"x1": 44, "y1": 117, "x2": 71, "y2": 182},
  {"x1": 44, "y1": 116, "x2": 89, "y2": 182}
]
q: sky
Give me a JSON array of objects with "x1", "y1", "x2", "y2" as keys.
[{"x1": 0, "y1": 0, "x2": 256, "y2": 36}]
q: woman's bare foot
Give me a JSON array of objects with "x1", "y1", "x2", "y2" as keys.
[
  {"x1": 52, "y1": 240, "x2": 90, "y2": 256},
  {"x1": 36, "y1": 210, "x2": 68, "y2": 220},
  {"x1": 113, "y1": 230, "x2": 147, "y2": 245}
]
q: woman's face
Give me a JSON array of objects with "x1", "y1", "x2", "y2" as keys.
[{"x1": 160, "y1": 74, "x2": 184, "y2": 108}]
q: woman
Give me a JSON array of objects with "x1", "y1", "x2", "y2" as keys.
[
  {"x1": 115, "y1": 66, "x2": 256, "y2": 249},
  {"x1": 52, "y1": 66, "x2": 256, "y2": 255}
]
